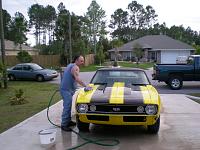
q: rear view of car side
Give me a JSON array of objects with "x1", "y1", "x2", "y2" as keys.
[{"x1": 75, "y1": 68, "x2": 161, "y2": 134}]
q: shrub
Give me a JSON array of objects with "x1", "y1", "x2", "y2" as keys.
[
  {"x1": 10, "y1": 89, "x2": 28, "y2": 105},
  {"x1": 0, "y1": 62, "x2": 2, "y2": 88},
  {"x1": 17, "y1": 51, "x2": 32, "y2": 63},
  {"x1": 60, "y1": 53, "x2": 69, "y2": 66}
]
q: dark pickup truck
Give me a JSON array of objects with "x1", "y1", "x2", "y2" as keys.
[{"x1": 152, "y1": 55, "x2": 200, "y2": 90}]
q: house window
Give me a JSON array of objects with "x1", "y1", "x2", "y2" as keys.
[{"x1": 151, "y1": 52, "x2": 155, "y2": 60}]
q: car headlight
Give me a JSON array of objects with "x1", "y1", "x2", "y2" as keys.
[
  {"x1": 77, "y1": 104, "x2": 88, "y2": 113},
  {"x1": 145, "y1": 105, "x2": 157, "y2": 115},
  {"x1": 45, "y1": 73, "x2": 51, "y2": 76}
]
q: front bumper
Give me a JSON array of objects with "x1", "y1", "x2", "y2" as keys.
[
  {"x1": 77, "y1": 114, "x2": 159, "y2": 126},
  {"x1": 44, "y1": 73, "x2": 58, "y2": 80}
]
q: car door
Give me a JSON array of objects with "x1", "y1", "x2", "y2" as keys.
[
  {"x1": 22, "y1": 65, "x2": 35, "y2": 79},
  {"x1": 195, "y1": 57, "x2": 200, "y2": 81},
  {"x1": 11, "y1": 65, "x2": 23, "y2": 79}
]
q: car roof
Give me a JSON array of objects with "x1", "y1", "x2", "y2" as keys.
[
  {"x1": 96, "y1": 67, "x2": 145, "y2": 71},
  {"x1": 190, "y1": 55, "x2": 200, "y2": 57},
  {"x1": 16, "y1": 63, "x2": 37, "y2": 66}
]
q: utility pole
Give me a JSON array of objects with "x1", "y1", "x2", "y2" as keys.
[
  {"x1": 0, "y1": 0, "x2": 7, "y2": 88},
  {"x1": 69, "y1": 13, "x2": 72, "y2": 62}
]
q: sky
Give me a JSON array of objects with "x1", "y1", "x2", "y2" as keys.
[{"x1": 2, "y1": 0, "x2": 200, "y2": 46}]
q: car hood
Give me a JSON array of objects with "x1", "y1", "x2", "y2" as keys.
[
  {"x1": 76, "y1": 82, "x2": 160, "y2": 105},
  {"x1": 34, "y1": 69, "x2": 57, "y2": 74}
]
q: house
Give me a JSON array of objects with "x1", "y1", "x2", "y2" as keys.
[
  {"x1": 0, "y1": 40, "x2": 39, "y2": 56},
  {"x1": 108, "y1": 35, "x2": 195, "y2": 64}
]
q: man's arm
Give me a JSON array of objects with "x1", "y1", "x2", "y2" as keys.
[{"x1": 71, "y1": 65, "x2": 86, "y2": 87}]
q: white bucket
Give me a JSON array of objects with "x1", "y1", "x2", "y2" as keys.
[{"x1": 39, "y1": 129, "x2": 56, "y2": 146}]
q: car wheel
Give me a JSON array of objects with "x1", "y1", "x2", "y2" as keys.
[
  {"x1": 76, "y1": 116, "x2": 89, "y2": 132},
  {"x1": 168, "y1": 76, "x2": 183, "y2": 90},
  {"x1": 36, "y1": 75, "x2": 44, "y2": 82},
  {"x1": 147, "y1": 116, "x2": 160, "y2": 134},
  {"x1": 8, "y1": 74, "x2": 16, "y2": 81}
]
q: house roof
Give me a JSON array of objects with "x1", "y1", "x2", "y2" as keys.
[
  {"x1": 109, "y1": 35, "x2": 195, "y2": 52},
  {"x1": 4, "y1": 40, "x2": 38, "y2": 51}
]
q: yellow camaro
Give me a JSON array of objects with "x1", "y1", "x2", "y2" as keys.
[{"x1": 75, "y1": 68, "x2": 161, "y2": 134}]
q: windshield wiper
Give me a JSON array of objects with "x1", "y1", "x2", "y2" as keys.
[
  {"x1": 131, "y1": 83, "x2": 148, "y2": 86},
  {"x1": 93, "y1": 82, "x2": 107, "y2": 85}
]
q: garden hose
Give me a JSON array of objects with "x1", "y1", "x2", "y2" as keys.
[{"x1": 47, "y1": 89, "x2": 120, "y2": 150}]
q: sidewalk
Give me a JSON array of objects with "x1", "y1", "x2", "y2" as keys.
[{"x1": 0, "y1": 94, "x2": 200, "y2": 150}]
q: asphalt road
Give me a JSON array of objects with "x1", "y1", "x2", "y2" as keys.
[{"x1": 50, "y1": 69, "x2": 200, "y2": 94}]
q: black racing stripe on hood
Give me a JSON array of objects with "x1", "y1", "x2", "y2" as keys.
[
  {"x1": 123, "y1": 85, "x2": 144, "y2": 105},
  {"x1": 90, "y1": 84, "x2": 112, "y2": 103}
]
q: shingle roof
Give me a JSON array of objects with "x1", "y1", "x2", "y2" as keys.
[
  {"x1": 4, "y1": 40, "x2": 38, "y2": 51},
  {"x1": 109, "y1": 35, "x2": 194, "y2": 51}
]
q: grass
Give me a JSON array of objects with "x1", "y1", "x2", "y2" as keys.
[
  {"x1": 80, "y1": 61, "x2": 155, "y2": 72},
  {"x1": 188, "y1": 93, "x2": 200, "y2": 97},
  {"x1": 0, "y1": 81, "x2": 61, "y2": 133},
  {"x1": 118, "y1": 62, "x2": 154, "y2": 69},
  {"x1": 80, "y1": 64, "x2": 102, "y2": 72},
  {"x1": 187, "y1": 93, "x2": 200, "y2": 104}
]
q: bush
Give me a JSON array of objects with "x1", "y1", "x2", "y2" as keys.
[
  {"x1": 17, "y1": 51, "x2": 32, "y2": 63},
  {"x1": 60, "y1": 53, "x2": 69, "y2": 66},
  {"x1": 95, "y1": 49, "x2": 105, "y2": 65},
  {"x1": 0, "y1": 62, "x2": 2, "y2": 88},
  {"x1": 113, "y1": 61, "x2": 118, "y2": 67},
  {"x1": 10, "y1": 89, "x2": 28, "y2": 105}
]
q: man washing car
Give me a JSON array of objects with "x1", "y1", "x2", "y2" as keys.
[{"x1": 60, "y1": 55, "x2": 92, "y2": 131}]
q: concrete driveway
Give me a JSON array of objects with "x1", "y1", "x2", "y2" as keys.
[
  {"x1": 0, "y1": 93, "x2": 200, "y2": 150},
  {"x1": 1, "y1": 69, "x2": 200, "y2": 150}
]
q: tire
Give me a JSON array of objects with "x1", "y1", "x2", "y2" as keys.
[
  {"x1": 76, "y1": 116, "x2": 89, "y2": 132},
  {"x1": 36, "y1": 75, "x2": 44, "y2": 82},
  {"x1": 168, "y1": 76, "x2": 183, "y2": 90},
  {"x1": 8, "y1": 74, "x2": 16, "y2": 81},
  {"x1": 147, "y1": 116, "x2": 160, "y2": 134}
]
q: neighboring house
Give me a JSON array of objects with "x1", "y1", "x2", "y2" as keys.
[
  {"x1": 0, "y1": 40, "x2": 39, "y2": 56},
  {"x1": 108, "y1": 35, "x2": 195, "y2": 64}
]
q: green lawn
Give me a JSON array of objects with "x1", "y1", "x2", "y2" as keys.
[
  {"x1": 80, "y1": 64, "x2": 102, "y2": 72},
  {"x1": 189, "y1": 93, "x2": 200, "y2": 97},
  {"x1": 80, "y1": 61, "x2": 155, "y2": 72},
  {"x1": 187, "y1": 93, "x2": 200, "y2": 104},
  {"x1": 118, "y1": 62, "x2": 154, "y2": 69},
  {"x1": 0, "y1": 81, "x2": 61, "y2": 133}
]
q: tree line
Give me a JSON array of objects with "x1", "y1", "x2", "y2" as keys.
[{"x1": 2, "y1": 0, "x2": 200, "y2": 64}]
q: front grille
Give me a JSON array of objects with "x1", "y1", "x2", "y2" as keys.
[
  {"x1": 87, "y1": 115, "x2": 109, "y2": 121},
  {"x1": 123, "y1": 116, "x2": 146, "y2": 122},
  {"x1": 87, "y1": 104, "x2": 147, "y2": 114}
]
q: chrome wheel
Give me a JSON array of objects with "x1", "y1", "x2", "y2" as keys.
[{"x1": 169, "y1": 76, "x2": 183, "y2": 90}]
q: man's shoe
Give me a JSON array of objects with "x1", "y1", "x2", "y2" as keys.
[
  {"x1": 61, "y1": 126, "x2": 72, "y2": 132},
  {"x1": 67, "y1": 121, "x2": 76, "y2": 127}
]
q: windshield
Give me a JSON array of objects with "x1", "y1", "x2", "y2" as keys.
[
  {"x1": 91, "y1": 70, "x2": 150, "y2": 85},
  {"x1": 31, "y1": 64, "x2": 43, "y2": 70}
]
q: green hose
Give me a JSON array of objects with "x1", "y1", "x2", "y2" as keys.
[{"x1": 47, "y1": 89, "x2": 120, "y2": 150}]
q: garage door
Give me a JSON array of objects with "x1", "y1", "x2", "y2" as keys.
[{"x1": 161, "y1": 50, "x2": 190, "y2": 64}]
